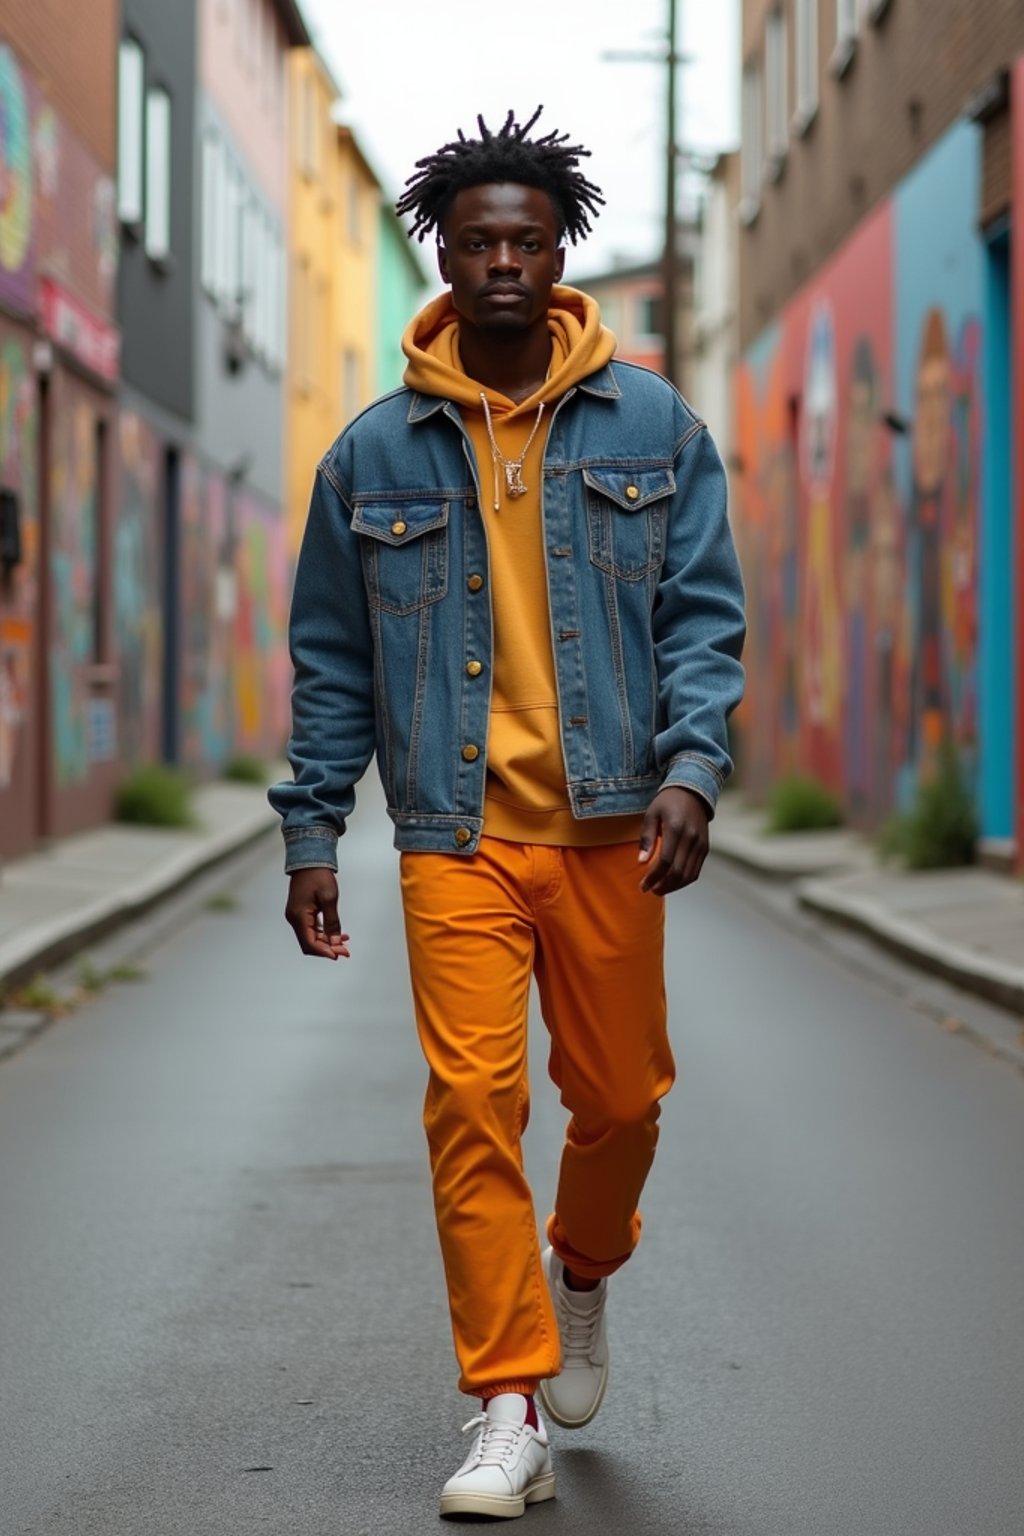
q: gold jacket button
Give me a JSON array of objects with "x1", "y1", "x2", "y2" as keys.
[
  {"x1": 454, "y1": 827, "x2": 472, "y2": 847},
  {"x1": 461, "y1": 744, "x2": 480, "y2": 762},
  {"x1": 467, "y1": 573, "x2": 485, "y2": 592},
  {"x1": 466, "y1": 660, "x2": 483, "y2": 677},
  {"x1": 625, "y1": 485, "x2": 640, "y2": 501},
  {"x1": 391, "y1": 519, "x2": 407, "y2": 536}
]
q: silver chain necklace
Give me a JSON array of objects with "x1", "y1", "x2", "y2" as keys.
[{"x1": 479, "y1": 392, "x2": 546, "y2": 511}]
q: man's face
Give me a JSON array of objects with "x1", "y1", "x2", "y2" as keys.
[{"x1": 438, "y1": 182, "x2": 565, "y2": 333}]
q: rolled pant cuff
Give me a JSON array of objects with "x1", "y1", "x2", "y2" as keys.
[
  {"x1": 546, "y1": 1210, "x2": 642, "y2": 1281},
  {"x1": 479, "y1": 1380, "x2": 541, "y2": 1400}
]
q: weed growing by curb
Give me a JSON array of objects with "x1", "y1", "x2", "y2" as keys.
[{"x1": 766, "y1": 775, "x2": 843, "y2": 834}]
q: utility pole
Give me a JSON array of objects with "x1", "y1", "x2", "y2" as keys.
[
  {"x1": 663, "y1": 0, "x2": 680, "y2": 388},
  {"x1": 604, "y1": 0, "x2": 687, "y2": 388}
]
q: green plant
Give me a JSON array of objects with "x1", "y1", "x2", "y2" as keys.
[
  {"x1": 12, "y1": 973, "x2": 63, "y2": 1015},
  {"x1": 115, "y1": 765, "x2": 195, "y2": 829},
  {"x1": 766, "y1": 775, "x2": 843, "y2": 833},
  {"x1": 107, "y1": 962, "x2": 148, "y2": 984},
  {"x1": 878, "y1": 744, "x2": 977, "y2": 869},
  {"x1": 77, "y1": 958, "x2": 106, "y2": 993},
  {"x1": 222, "y1": 754, "x2": 268, "y2": 786}
]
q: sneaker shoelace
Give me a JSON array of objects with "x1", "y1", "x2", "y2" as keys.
[
  {"x1": 461, "y1": 1414, "x2": 525, "y2": 1469},
  {"x1": 561, "y1": 1293, "x2": 604, "y2": 1364}
]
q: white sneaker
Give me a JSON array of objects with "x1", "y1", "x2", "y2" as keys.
[
  {"x1": 439, "y1": 1393, "x2": 555, "y2": 1520},
  {"x1": 536, "y1": 1246, "x2": 609, "y2": 1429}
]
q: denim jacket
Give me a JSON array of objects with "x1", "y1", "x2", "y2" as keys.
[{"x1": 269, "y1": 360, "x2": 745, "y2": 870}]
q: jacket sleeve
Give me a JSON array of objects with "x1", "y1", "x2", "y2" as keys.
[
  {"x1": 267, "y1": 465, "x2": 376, "y2": 872},
  {"x1": 652, "y1": 422, "x2": 746, "y2": 813}
]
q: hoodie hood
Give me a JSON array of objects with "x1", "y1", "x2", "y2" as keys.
[{"x1": 401, "y1": 284, "x2": 617, "y2": 418}]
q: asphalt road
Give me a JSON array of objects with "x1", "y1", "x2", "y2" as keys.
[{"x1": 2, "y1": 780, "x2": 1023, "y2": 1536}]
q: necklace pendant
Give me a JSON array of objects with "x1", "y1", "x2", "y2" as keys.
[{"x1": 505, "y1": 463, "x2": 528, "y2": 498}]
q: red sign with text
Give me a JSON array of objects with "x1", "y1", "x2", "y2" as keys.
[{"x1": 38, "y1": 277, "x2": 120, "y2": 384}]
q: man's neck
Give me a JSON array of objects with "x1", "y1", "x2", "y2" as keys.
[{"x1": 457, "y1": 319, "x2": 552, "y2": 405}]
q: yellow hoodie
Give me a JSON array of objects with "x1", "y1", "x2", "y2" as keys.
[{"x1": 402, "y1": 285, "x2": 643, "y2": 846}]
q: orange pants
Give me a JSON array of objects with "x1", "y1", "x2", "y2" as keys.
[{"x1": 399, "y1": 837, "x2": 675, "y2": 1398}]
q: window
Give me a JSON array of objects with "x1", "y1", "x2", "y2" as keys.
[
  {"x1": 740, "y1": 61, "x2": 763, "y2": 220},
  {"x1": 343, "y1": 348, "x2": 361, "y2": 421},
  {"x1": 144, "y1": 87, "x2": 171, "y2": 260},
  {"x1": 636, "y1": 293, "x2": 663, "y2": 340},
  {"x1": 300, "y1": 72, "x2": 319, "y2": 180},
  {"x1": 832, "y1": 0, "x2": 859, "y2": 73},
  {"x1": 241, "y1": 196, "x2": 259, "y2": 344},
  {"x1": 202, "y1": 132, "x2": 219, "y2": 292},
  {"x1": 765, "y1": 10, "x2": 788, "y2": 165},
  {"x1": 347, "y1": 171, "x2": 361, "y2": 244},
  {"x1": 296, "y1": 256, "x2": 313, "y2": 391},
  {"x1": 795, "y1": 0, "x2": 819, "y2": 128},
  {"x1": 118, "y1": 39, "x2": 144, "y2": 223}
]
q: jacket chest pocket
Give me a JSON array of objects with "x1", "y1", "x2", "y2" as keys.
[
  {"x1": 352, "y1": 498, "x2": 450, "y2": 615},
  {"x1": 583, "y1": 466, "x2": 674, "y2": 581}
]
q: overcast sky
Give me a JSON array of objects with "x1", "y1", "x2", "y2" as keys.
[{"x1": 299, "y1": 0, "x2": 740, "y2": 281}]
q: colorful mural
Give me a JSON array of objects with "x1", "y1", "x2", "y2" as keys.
[
  {"x1": 116, "y1": 412, "x2": 164, "y2": 765},
  {"x1": 233, "y1": 492, "x2": 290, "y2": 758},
  {"x1": 734, "y1": 123, "x2": 984, "y2": 827},
  {"x1": 180, "y1": 470, "x2": 290, "y2": 770},
  {"x1": 0, "y1": 331, "x2": 37, "y2": 793},
  {"x1": 181, "y1": 464, "x2": 230, "y2": 771},
  {"x1": 49, "y1": 388, "x2": 99, "y2": 785}
]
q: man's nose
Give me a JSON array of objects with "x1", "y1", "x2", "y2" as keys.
[{"x1": 488, "y1": 242, "x2": 521, "y2": 273}]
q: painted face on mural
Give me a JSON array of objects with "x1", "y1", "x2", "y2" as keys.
[{"x1": 913, "y1": 309, "x2": 950, "y2": 497}]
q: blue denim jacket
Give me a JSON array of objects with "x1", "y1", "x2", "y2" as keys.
[{"x1": 269, "y1": 361, "x2": 745, "y2": 870}]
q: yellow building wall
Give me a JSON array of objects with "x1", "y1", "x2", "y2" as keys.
[
  {"x1": 336, "y1": 128, "x2": 380, "y2": 431},
  {"x1": 286, "y1": 58, "x2": 381, "y2": 559},
  {"x1": 286, "y1": 49, "x2": 342, "y2": 560}
]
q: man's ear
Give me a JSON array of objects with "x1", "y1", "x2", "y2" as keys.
[
  {"x1": 437, "y1": 242, "x2": 450, "y2": 284},
  {"x1": 554, "y1": 247, "x2": 566, "y2": 284}
]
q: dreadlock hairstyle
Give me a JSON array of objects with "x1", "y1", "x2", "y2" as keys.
[{"x1": 395, "y1": 106, "x2": 605, "y2": 247}]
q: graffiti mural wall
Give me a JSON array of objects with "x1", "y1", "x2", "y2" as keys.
[
  {"x1": 117, "y1": 412, "x2": 164, "y2": 765},
  {"x1": 180, "y1": 470, "x2": 289, "y2": 772},
  {"x1": 734, "y1": 122, "x2": 984, "y2": 828},
  {"x1": 0, "y1": 326, "x2": 38, "y2": 804}
]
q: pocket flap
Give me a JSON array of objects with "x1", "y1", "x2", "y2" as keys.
[
  {"x1": 352, "y1": 498, "x2": 450, "y2": 545},
  {"x1": 582, "y1": 466, "x2": 675, "y2": 512}
]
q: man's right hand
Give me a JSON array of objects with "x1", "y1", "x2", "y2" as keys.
[{"x1": 285, "y1": 868, "x2": 350, "y2": 960}]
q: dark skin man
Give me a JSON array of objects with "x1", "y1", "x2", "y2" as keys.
[{"x1": 285, "y1": 180, "x2": 709, "y2": 966}]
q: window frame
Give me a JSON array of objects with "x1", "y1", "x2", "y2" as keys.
[
  {"x1": 793, "y1": 0, "x2": 819, "y2": 133},
  {"x1": 144, "y1": 84, "x2": 172, "y2": 263},
  {"x1": 117, "y1": 37, "x2": 145, "y2": 226},
  {"x1": 739, "y1": 59, "x2": 764, "y2": 223},
  {"x1": 764, "y1": 8, "x2": 789, "y2": 171}
]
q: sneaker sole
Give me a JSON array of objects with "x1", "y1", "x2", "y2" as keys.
[
  {"x1": 439, "y1": 1472, "x2": 556, "y2": 1519},
  {"x1": 537, "y1": 1364, "x2": 608, "y2": 1430}
]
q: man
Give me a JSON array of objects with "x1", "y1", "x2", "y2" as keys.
[{"x1": 270, "y1": 108, "x2": 745, "y2": 1521}]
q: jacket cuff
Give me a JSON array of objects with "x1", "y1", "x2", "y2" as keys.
[
  {"x1": 283, "y1": 825, "x2": 340, "y2": 874},
  {"x1": 660, "y1": 754, "x2": 725, "y2": 817}
]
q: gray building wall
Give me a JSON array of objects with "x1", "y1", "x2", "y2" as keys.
[
  {"x1": 118, "y1": 0, "x2": 196, "y2": 425},
  {"x1": 194, "y1": 94, "x2": 284, "y2": 508}
]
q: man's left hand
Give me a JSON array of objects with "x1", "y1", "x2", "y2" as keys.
[{"x1": 638, "y1": 787, "x2": 710, "y2": 896}]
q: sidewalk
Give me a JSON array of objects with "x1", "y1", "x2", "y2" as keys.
[
  {"x1": 0, "y1": 779, "x2": 279, "y2": 993},
  {"x1": 712, "y1": 798, "x2": 1024, "y2": 1018}
]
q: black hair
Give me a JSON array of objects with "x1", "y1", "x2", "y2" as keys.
[{"x1": 395, "y1": 106, "x2": 604, "y2": 246}]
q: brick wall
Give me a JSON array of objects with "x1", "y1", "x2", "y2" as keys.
[
  {"x1": 740, "y1": 0, "x2": 1024, "y2": 347},
  {"x1": 1, "y1": 0, "x2": 117, "y2": 170}
]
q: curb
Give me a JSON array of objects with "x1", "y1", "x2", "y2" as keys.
[
  {"x1": 712, "y1": 830, "x2": 864, "y2": 882},
  {"x1": 798, "y1": 878, "x2": 1024, "y2": 1017},
  {"x1": 0, "y1": 812, "x2": 277, "y2": 994}
]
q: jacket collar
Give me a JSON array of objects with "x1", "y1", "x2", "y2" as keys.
[{"x1": 406, "y1": 361, "x2": 622, "y2": 424}]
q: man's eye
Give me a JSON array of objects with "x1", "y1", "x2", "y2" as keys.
[{"x1": 522, "y1": 241, "x2": 540, "y2": 253}]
